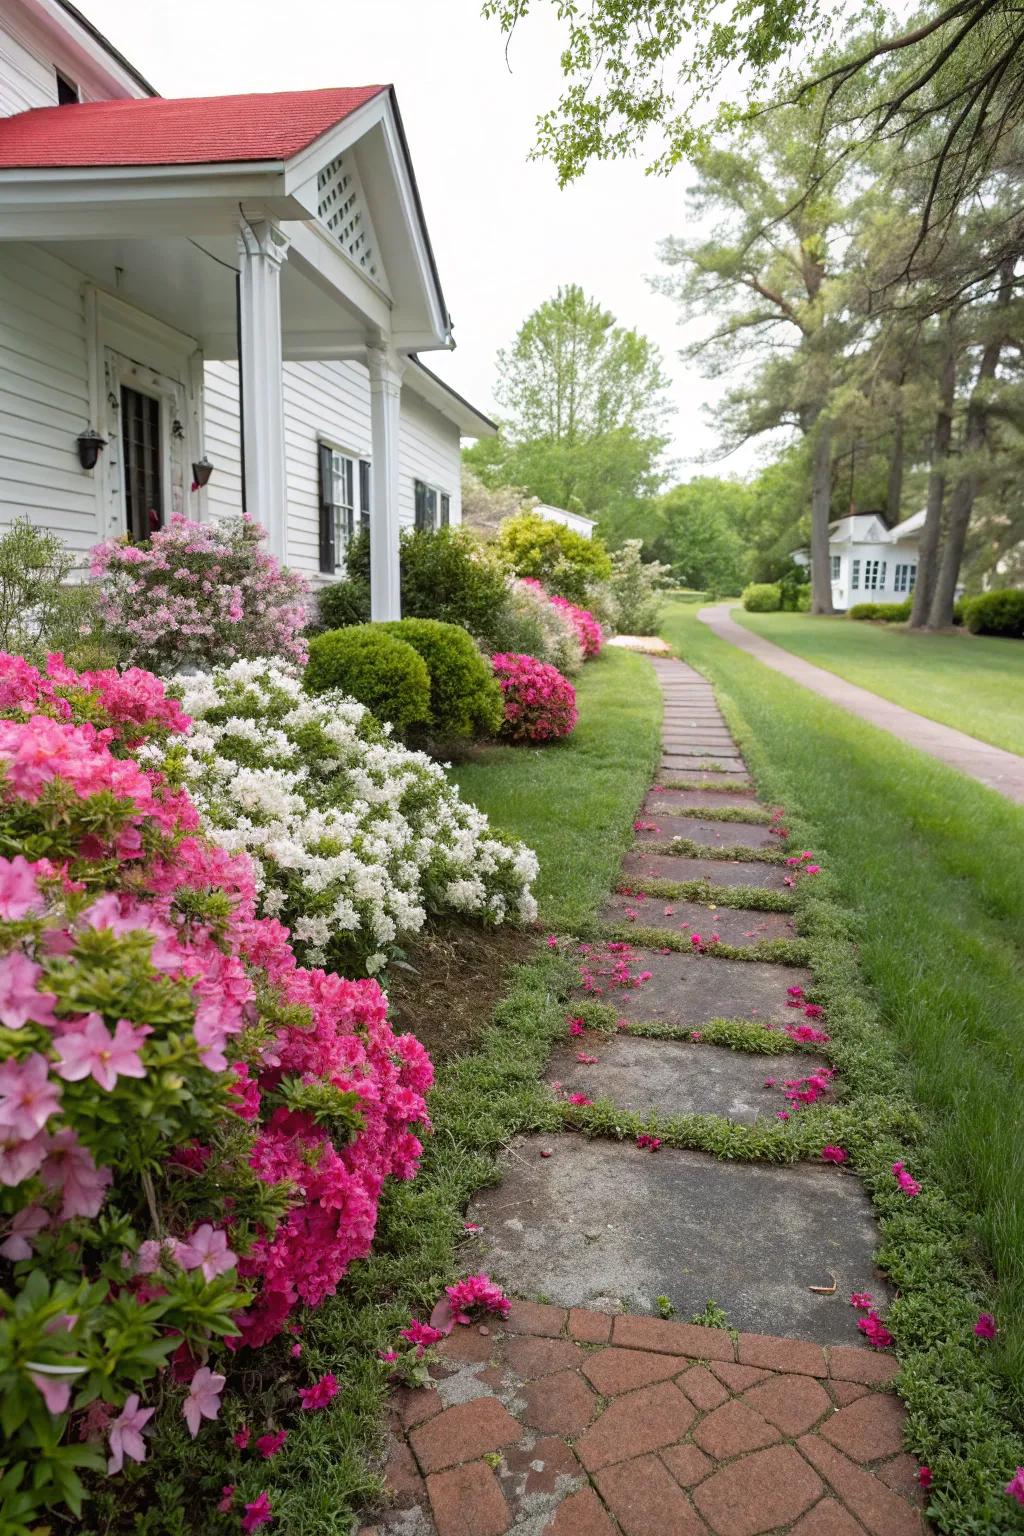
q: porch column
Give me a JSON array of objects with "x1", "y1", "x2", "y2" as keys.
[
  {"x1": 366, "y1": 346, "x2": 404, "y2": 621},
  {"x1": 237, "y1": 219, "x2": 289, "y2": 561}
]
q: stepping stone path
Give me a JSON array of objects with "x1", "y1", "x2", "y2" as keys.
[{"x1": 363, "y1": 657, "x2": 928, "y2": 1536}]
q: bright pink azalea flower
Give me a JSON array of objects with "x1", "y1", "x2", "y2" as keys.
[
  {"x1": 892, "y1": 1161, "x2": 922, "y2": 1197},
  {"x1": 0, "y1": 854, "x2": 46, "y2": 919},
  {"x1": 55, "y1": 1014, "x2": 148, "y2": 1091},
  {"x1": 567, "y1": 1017, "x2": 585, "y2": 1037},
  {"x1": 30, "y1": 1370, "x2": 74, "y2": 1414},
  {"x1": 974, "y1": 1312, "x2": 997, "y2": 1340},
  {"x1": 0, "y1": 1203, "x2": 49, "y2": 1259},
  {"x1": 0, "y1": 1052, "x2": 61, "y2": 1139},
  {"x1": 290, "y1": 1342, "x2": 302, "y2": 1358},
  {"x1": 107, "y1": 1393, "x2": 155, "y2": 1474},
  {"x1": 1005, "y1": 1469, "x2": 1024, "y2": 1507},
  {"x1": 256, "y1": 1429, "x2": 288, "y2": 1459},
  {"x1": 183, "y1": 1366, "x2": 225, "y2": 1437},
  {"x1": 298, "y1": 1372, "x2": 338, "y2": 1411},
  {"x1": 820, "y1": 1146, "x2": 848, "y2": 1164},
  {"x1": 445, "y1": 1274, "x2": 511, "y2": 1325},
  {"x1": 803, "y1": 1004, "x2": 825, "y2": 1020},
  {"x1": 918, "y1": 1466, "x2": 932, "y2": 1490},
  {"x1": 180, "y1": 1222, "x2": 236, "y2": 1281},
  {"x1": 849, "y1": 1292, "x2": 874, "y2": 1310},
  {"x1": 217, "y1": 1486, "x2": 235, "y2": 1514},
  {"x1": 241, "y1": 1491, "x2": 273, "y2": 1532},
  {"x1": 857, "y1": 1311, "x2": 895, "y2": 1350},
  {"x1": 233, "y1": 1426, "x2": 250, "y2": 1450},
  {"x1": 567, "y1": 1093, "x2": 592, "y2": 1106},
  {"x1": 0, "y1": 952, "x2": 58, "y2": 1030},
  {"x1": 636, "y1": 1134, "x2": 662, "y2": 1151},
  {"x1": 400, "y1": 1319, "x2": 445, "y2": 1356}
]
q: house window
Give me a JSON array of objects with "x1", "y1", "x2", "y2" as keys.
[
  {"x1": 894, "y1": 562, "x2": 917, "y2": 593},
  {"x1": 120, "y1": 385, "x2": 163, "y2": 541},
  {"x1": 440, "y1": 492, "x2": 451, "y2": 528},
  {"x1": 851, "y1": 560, "x2": 860, "y2": 591},
  {"x1": 55, "y1": 70, "x2": 79, "y2": 105},
  {"x1": 318, "y1": 444, "x2": 369, "y2": 572},
  {"x1": 414, "y1": 479, "x2": 437, "y2": 530},
  {"x1": 863, "y1": 559, "x2": 886, "y2": 592},
  {"x1": 830, "y1": 555, "x2": 841, "y2": 581}
]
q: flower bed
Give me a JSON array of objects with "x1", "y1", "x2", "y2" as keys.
[
  {"x1": 163, "y1": 660, "x2": 538, "y2": 974},
  {"x1": 0, "y1": 654, "x2": 432, "y2": 1530},
  {"x1": 491, "y1": 653, "x2": 578, "y2": 743}
]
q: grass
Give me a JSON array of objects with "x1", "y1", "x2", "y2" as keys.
[
  {"x1": 735, "y1": 607, "x2": 1024, "y2": 756},
  {"x1": 660, "y1": 596, "x2": 1024, "y2": 1410},
  {"x1": 447, "y1": 646, "x2": 662, "y2": 929}
]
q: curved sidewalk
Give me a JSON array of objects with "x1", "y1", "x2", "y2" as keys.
[{"x1": 698, "y1": 603, "x2": 1024, "y2": 806}]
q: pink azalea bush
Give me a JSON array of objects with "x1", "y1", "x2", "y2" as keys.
[
  {"x1": 0, "y1": 654, "x2": 431, "y2": 1528},
  {"x1": 89, "y1": 514, "x2": 309, "y2": 672},
  {"x1": 520, "y1": 578, "x2": 603, "y2": 659},
  {"x1": 491, "y1": 653, "x2": 578, "y2": 744}
]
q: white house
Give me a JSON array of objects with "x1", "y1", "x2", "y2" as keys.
[
  {"x1": 827, "y1": 510, "x2": 923, "y2": 611},
  {"x1": 0, "y1": 0, "x2": 496, "y2": 619},
  {"x1": 534, "y1": 503, "x2": 596, "y2": 540}
]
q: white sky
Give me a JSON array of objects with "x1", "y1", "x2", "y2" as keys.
[{"x1": 83, "y1": 0, "x2": 763, "y2": 480}]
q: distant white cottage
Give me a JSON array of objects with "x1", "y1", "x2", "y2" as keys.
[
  {"x1": 535, "y1": 503, "x2": 596, "y2": 540},
  {"x1": 0, "y1": 0, "x2": 496, "y2": 619},
  {"x1": 828, "y1": 510, "x2": 924, "y2": 611}
]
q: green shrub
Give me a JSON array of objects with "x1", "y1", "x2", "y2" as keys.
[
  {"x1": 848, "y1": 603, "x2": 881, "y2": 620},
  {"x1": 305, "y1": 626, "x2": 431, "y2": 737},
  {"x1": 379, "y1": 618, "x2": 504, "y2": 741},
  {"x1": 742, "y1": 583, "x2": 782, "y2": 612},
  {"x1": 317, "y1": 575, "x2": 370, "y2": 630},
  {"x1": 0, "y1": 516, "x2": 107, "y2": 665},
  {"x1": 961, "y1": 587, "x2": 1024, "y2": 638},
  {"x1": 849, "y1": 600, "x2": 912, "y2": 622},
  {"x1": 608, "y1": 539, "x2": 670, "y2": 633},
  {"x1": 496, "y1": 510, "x2": 613, "y2": 604}
]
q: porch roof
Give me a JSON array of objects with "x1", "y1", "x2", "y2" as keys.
[{"x1": 0, "y1": 86, "x2": 388, "y2": 168}]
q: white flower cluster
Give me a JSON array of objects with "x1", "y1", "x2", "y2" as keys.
[{"x1": 162, "y1": 659, "x2": 539, "y2": 972}]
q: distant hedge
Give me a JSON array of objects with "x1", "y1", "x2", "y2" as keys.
[
  {"x1": 742, "y1": 583, "x2": 781, "y2": 612},
  {"x1": 848, "y1": 600, "x2": 912, "y2": 622},
  {"x1": 961, "y1": 588, "x2": 1024, "y2": 638}
]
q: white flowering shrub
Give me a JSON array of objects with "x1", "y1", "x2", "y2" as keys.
[{"x1": 159, "y1": 660, "x2": 538, "y2": 973}]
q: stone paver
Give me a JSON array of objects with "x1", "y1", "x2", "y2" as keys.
[
  {"x1": 601, "y1": 892, "x2": 796, "y2": 945},
  {"x1": 546, "y1": 1033, "x2": 823, "y2": 1123},
  {"x1": 364, "y1": 654, "x2": 925, "y2": 1536},
  {"x1": 466, "y1": 1135, "x2": 887, "y2": 1340},
  {"x1": 699, "y1": 601, "x2": 1024, "y2": 804},
  {"x1": 643, "y1": 788, "x2": 759, "y2": 812},
  {"x1": 633, "y1": 813, "x2": 778, "y2": 848}
]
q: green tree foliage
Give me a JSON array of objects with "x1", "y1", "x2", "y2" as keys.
[
  {"x1": 464, "y1": 285, "x2": 671, "y2": 524},
  {"x1": 652, "y1": 479, "x2": 750, "y2": 594}
]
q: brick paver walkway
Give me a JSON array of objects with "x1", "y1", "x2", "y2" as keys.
[
  {"x1": 359, "y1": 655, "x2": 929, "y2": 1536},
  {"x1": 698, "y1": 602, "x2": 1024, "y2": 805}
]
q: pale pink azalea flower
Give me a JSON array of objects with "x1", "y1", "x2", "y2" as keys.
[
  {"x1": 0, "y1": 1053, "x2": 61, "y2": 1139},
  {"x1": 0, "y1": 1203, "x2": 49, "y2": 1259},
  {"x1": 0, "y1": 951, "x2": 58, "y2": 1030},
  {"x1": 0, "y1": 855, "x2": 46, "y2": 919},
  {"x1": 182, "y1": 1366, "x2": 225, "y2": 1438},
  {"x1": 39, "y1": 1129, "x2": 112, "y2": 1219},
  {"x1": 29, "y1": 1370, "x2": 77, "y2": 1414},
  {"x1": 107, "y1": 1393, "x2": 155, "y2": 1474},
  {"x1": 0, "y1": 1129, "x2": 48, "y2": 1187},
  {"x1": 180, "y1": 1222, "x2": 236, "y2": 1281},
  {"x1": 55, "y1": 1014, "x2": 148, "y2": 1091}
]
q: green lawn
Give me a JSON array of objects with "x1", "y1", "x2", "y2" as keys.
[
  {"x1": 448, "y1": 646, "x2": 662, "y2": 929},
  {"x1": 735, "y1": 608, "x2": 1024, "y2": 756},
  {"x1": 660, "y1": 595, "x2": 1024, "y2": 1410}
]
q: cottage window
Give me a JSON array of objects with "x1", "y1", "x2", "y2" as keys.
[
  {"x1": 894, "y1": 562, "x2": 917, "y2": 593},
  {"x1": 55, "y1": 70, "x2": 79, "y2": 105},
  {"x1": 318, "y1": 444, "x2": 369, "y2": 573},
  {"x1": 414, "y1": 479, "x2": 449, "y2": 530},
  {"x1": 120, "y1": 386, "x2": 163, "y2": 541},
  {"x1": 851, "y1": 560, "x2": 860, "y2": 591},
  {"x1": 830, "y1": 555, "x2": 841, "y2": 580},
  {"x1": 863, "y1": 559, "x2": 886, "y2": 592},
  {"x1": 440, "y1": 492, "x2": 451, "y2": 528}
]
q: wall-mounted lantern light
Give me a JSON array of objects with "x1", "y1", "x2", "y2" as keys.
[
  {"x1": 191, "y1": 456, "x2": 214, "y2": 490},
  {"x1": 76, "y1": 428, "x2": 107, "y2": 471}
]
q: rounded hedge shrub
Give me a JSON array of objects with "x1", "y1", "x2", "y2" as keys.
[
  {"x1": 305, "y1": 626, "x2": 431, "y2": 736},
  {"x1": 742, "y1": 582, "x2": 782, "y2": 612},
  {"x1": 961, "y1": 588, "x2": 1024, "y2": 638},
  {"x1": 379, "y1": 617, "x2": 504, "y2": 741},
  {"x1": 848, "y1": 603, "x2": 881, "y2": 620},
  {"x1": 492, "y1": 652, "x2": 578, "y2": 743},
  {"x1": 849, "y1": 600, "x2": 912, "y2": 622},
  {"x1": 318, "y1": 575, "x2": 370, "y2": 631}
]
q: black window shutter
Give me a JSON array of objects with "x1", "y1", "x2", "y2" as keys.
[
  {"x1": 318, "y1": 443, "x2": 335, "y2": 573},
  {"x1": 414, "y1": 479, "x2": 427, "y2": 530},
  {"x1": 359, "y1": 460, "x2": 371, "y2": 532},
  {"x1": 440, "y1": 493, "x2": 451, "y2": 527}
]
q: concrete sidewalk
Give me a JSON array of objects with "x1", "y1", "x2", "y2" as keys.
[{"x1": 698, "y1": 604, "x2": 1024, "y2": 806}]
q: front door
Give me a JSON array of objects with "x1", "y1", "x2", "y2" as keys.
[{"x1": 102, "y1": 350, "x2": 190, "y2": 540}]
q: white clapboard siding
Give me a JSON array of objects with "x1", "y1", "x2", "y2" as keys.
[
  {"x1": 1, "y1": 4, "x2": 148, "y2": 118},
  {"x1": 202, "y1": 363, "x2": 245, "y2": 521},
  {"x1": 398, "y1": 391, "x2": 461, "y2": 526},
  {"x1": 0, "y1": 244, "x2": 99, "y2": 553},
  {"x1": 0, "y1": 12, "x2": 60, "y2": 115}
]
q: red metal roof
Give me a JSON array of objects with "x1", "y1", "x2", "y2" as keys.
[{"x1": 0, "y1": 86, "x2": 388, "y2": 169}]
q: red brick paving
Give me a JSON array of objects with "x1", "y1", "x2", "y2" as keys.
[{"x1": 368, "y1": 1305, "x2": 929, "y2": 1535}]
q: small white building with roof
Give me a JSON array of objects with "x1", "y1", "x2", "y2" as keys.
[
  {"x1": 828, "y1": 510, "x2": 924, "y2": 611},
  {"x1": 534, "y1": 503, "x2": 597, "y2": 540}
]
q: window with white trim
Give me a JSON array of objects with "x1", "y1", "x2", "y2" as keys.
[
  {"x1": 894, "y1": 562, "x2": 917, "y2": 593},
  {"x1": 319, "y1": 444, "x2": 370, "y2": 573},
  {"x1": 863, "y1": 559, "x2": 886, "y2": 592},
  {"x1": 414, "y1": 480, "x2": 452, "y2": 531},
  {"x1": 830, "y1": 555, "x2": 841, "y2": 580},
  {"x1": 851, "y1": 560, "x2": 860, "y2": 591},
  {"x1": 120, "y1": 385, "x2": 163, "y2": 541}
]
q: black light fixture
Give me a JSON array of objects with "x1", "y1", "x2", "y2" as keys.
[
  {"x1": 191, "y1": 456, "x2": 214, "y2": 489},
  {"x1": 76, "y1": 428, "x2": 107, "y2": 471}
]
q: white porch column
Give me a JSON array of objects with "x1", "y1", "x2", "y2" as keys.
[
  {"x1": 237, "y1": 219, "x2": 290, "y2": 561},
  {"x1": 366, "y1": 346, "x2": 404, "y2": 621}
]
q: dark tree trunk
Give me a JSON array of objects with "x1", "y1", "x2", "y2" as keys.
[
  {"x1": 810, "y1": 415, "x2": 835, "y2": 614},
  {"x1": 885, "y1": 408, "x2": 904, "y2": 527},
  {"x1": 927, "y1": 262, "x2": 1014, "y2": 628},
  {"x1": 909, "y1": 336, "x2": 956, "y2": 629}
]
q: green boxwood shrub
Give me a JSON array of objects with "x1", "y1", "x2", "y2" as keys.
[
  {"x1": 848, "y1": 603, "x2": 881, "y2": 620},
  {"x1": 496, "y1": 510, "x2": 613, "y2": 605},
  {"x1": 379, "y1": 617, "x2": 504, "y2": 741},
  {"x1": 961, "y1": 588, "x2": 1024, "y2": 638},
  {"x1": 317, "y1": 576, "x2": 370, "y2": 631},
  {"x1": 742, "y1": 582, "x2": 782, "y2": 612},
  {"x1": 305, "y1": 626, "x2": 430, "y2": 737},
  {"x1": 849, "y1": 600, "x2": 912, "y2": 622}
]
